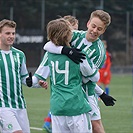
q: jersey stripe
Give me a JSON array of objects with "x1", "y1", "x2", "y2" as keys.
[
  {"x1": 2, "y1": 53, "x2": 11, "y2": 107},
  {"x1": 0, "y1": 47, "x2": 27, "y2": 109}
]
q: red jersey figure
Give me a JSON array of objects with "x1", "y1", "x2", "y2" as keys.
[{"x1": 97, "y1": 40, "x2": 112, "y2": 95}]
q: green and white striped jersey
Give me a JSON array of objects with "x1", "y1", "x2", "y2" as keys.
[
  {"x1": 71, "y1": 30, "x2": 106, "y2": 96},
  {"x1": 0, "y1": 47, "x2": 28, "y2": 109},
  {"x1": 44, "y1": 31, "x2": 106, "y2": 96},
  {"x1": 44, "y1": 31, "x2": 106, "y2": 69},
  {"x1": 34, "y1": 51, "x2": 99, "y2": 116},
  {"x1": 71, "y1": 30, "x2": 106, "y2": 69},
  {"x1": 34, "y1": 52, "x2": 50, "y2": 81}
]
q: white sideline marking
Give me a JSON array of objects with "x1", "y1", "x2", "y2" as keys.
[{"x1": 30, "y1": 127, "x2": 43, "y2": 131}]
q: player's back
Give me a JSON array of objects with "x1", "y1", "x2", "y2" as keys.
[{"x1": 47, "y1": 52, "x2": 91, "y2": 116}]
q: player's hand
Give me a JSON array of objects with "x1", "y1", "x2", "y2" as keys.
[
  {"x1": 100, "y1": 92, "x2": 116, "y2": 106},
  {"x1": 61, "y1": 46, "x2": 86, "y2": 64},
  {"x1": 39, "y1": 80, "x2": 48, "y2": 89},
  {"x1": 26, "y1": 72, "x2": 32, "y2": 87}
]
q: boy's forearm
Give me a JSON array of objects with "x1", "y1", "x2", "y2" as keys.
[{"x1": 43, "y1": 41, "x2": 63, "y2": 54}]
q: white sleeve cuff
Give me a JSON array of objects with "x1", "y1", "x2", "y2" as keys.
[
  {"x1": 43, "y1": 41, "x2": 63, "y2": 54},
  {"x1": 95, "y1": 84, "x2": 104, "y2": 96}
]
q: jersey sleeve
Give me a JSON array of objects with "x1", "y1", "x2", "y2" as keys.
[
  {"x1": 20, "y1": 55, "x2": 28, "y2": 77},
  {"x1": 31, "y1": 76, "x2": 41, "y2": 88},
  {"x1": 20, "y1": 55, "x2": 29, "y2": 85},
  {"x1": 34, "y1": 52, "x2": 50, "y2": 81},
  {"x1": 80, "y1": 59, "x2": 100, "y2": 82},
  {"x1": 71, "y1": 30, "x2": 86, "y2": 47},
  {"x1": 94, "y1": 84, "x2": 104, "y2": 96},
  {"x1": 80, "y1": 54, "x2": 99, "y2": 83},
  {"x1": 43, "y1": 41, "x2": 63, "y2": 54}
]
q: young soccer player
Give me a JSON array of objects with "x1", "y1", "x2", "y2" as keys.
[
  {"x1": 97, "y1": 40, "x2": 112, "y2": 95},
  {"x1": 26, "y1": 18, "x2": 101, "y2": 133},
  {"x1": 42, "y1": 15, "x2": 79, "y2": 133},
  {"x1": 44, "y1": 10, "x2": 116, "y2": 133},
  {"x1": 0, "y1": 19, "x2": 30, "y2": 133}
]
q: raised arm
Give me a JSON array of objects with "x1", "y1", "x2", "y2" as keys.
[
  {"x1": 44, "y1": 41, "x2": 63, "y2": 54},
  {"x1": 44, "y1": 41, "x2": 86, "y2": 64}
]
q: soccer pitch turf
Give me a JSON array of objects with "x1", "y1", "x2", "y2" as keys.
[{"x1": 23, "y1": 73, "x2": 132, "y2": 133}]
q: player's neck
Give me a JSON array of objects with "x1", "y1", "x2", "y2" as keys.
[{"x1": 0, "y1": 43, "x2": 11, "y2": 51}]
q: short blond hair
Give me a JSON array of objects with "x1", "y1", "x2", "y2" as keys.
[
  {"x1": 47, "y1": 18, "x2": 71, "y2": 46},
  {"x1": 0, "y1": 19, "x2": 16, "y2": 32},
  {"x1": 90, "y1": 10, "x2": 111, "y2": 28}
]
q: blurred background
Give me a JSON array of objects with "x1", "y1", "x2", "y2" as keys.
[{"x1": 0, "y1": 0, "x2": 132, "y2": 73}]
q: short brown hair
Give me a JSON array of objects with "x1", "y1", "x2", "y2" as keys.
[
  {"x1": 0, "y1": 19, "x2": 16, "y2": 32},
  {"x1": 90, "y1": 10, "x2": 111, "y2": 28},
  {"x1": 47, "y1": 18, "x2": 71, "y2": 46},
  {"x1": 63, "y1": 15, "x2": 78, "y2": 27}
]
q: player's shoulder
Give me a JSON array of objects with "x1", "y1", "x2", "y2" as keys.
[
  {"x1": 11, "y1": 47, "x2": 25, "y2": 56},
  {"x1": 44, "y1": 41, "x2": 54, "y2": 46},
  {"x1": 73, "y1": 29, "x2": 86, "y2": 33},
  {"x1": 93, "y1": 38, "x2": 103, "y2": 45},
  {"x1": 73, "y1": 30, "x2": 86, "y2": 36},
  {"x1": 72, "y1": 30, "x2": 86, "y2": 42}
]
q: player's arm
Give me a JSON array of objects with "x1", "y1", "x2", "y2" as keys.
[
  {"x1": 20, "y1": 55, "x2": 30, "y2": 85},
  {"x1": 44, "y1": 41, "x2": 86, "y2": 64},
  {"x1": 26, "y1": 74, "x2": 48, "y2": 89},
  {"x1": 44, "y1": 41, "x2": 63, "y2": 54},
  {"x1": 95, "y1": 84, "x2": 104, "y2": 96},
  {"x1": 80, "y1": 56, "x2": 100, "y2": 83},
  {"x1": 26, "y1": 52, "x2": 50, "y2": 88},
  {"x1": 95, "y1": 84, "x2": 116, "y2": 106},
  {"x1": 44, "y1": 30, "x2": 86, "y2": 64},
  {"x1": 26, "y1": 72, "x2": 49, "y2": 89}
]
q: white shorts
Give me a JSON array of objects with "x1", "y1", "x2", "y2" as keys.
[
  {"x1": 51, "y1": 113, "x2": 92, "y2": 133},
  {"x1": 0, "y1": 108, "x2": 30, "y2": 133},
  {"x1": 87, "y1": 95, "x2": 101, "y2": 120}
]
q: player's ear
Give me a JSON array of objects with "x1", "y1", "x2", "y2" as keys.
[{"x1": 86, "y1": 20, "x2": 90, "y2": 28}]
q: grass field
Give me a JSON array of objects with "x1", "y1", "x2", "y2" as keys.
[{"x1": 23, "y1": 73, "x2": 132, "y2": 133}]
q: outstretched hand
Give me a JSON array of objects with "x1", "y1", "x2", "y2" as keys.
[
  {"x1": 61, "y1": 46, "x2": 86, "y2": 64},
  {"x1": 26, "y1": 72, "x2": 32, "y2": 87},
  {"x1": 100, "y1": 92, "x2": 116, "y2": 106},
  {"x1": 39, "y1": 80, "x2": 48, "y2": 89}
]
